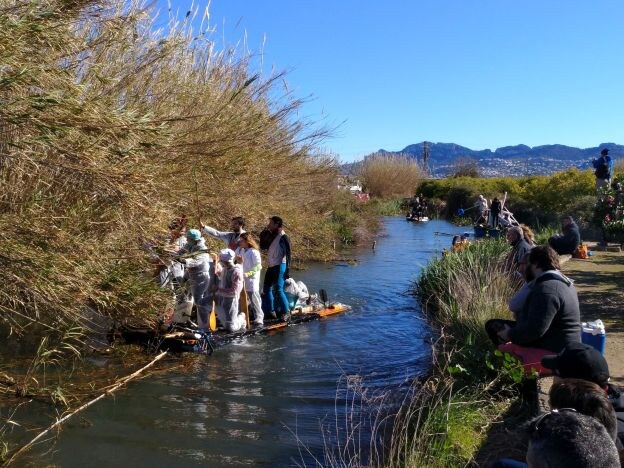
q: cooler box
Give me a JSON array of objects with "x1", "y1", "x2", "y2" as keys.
[{"x1": 581, "y1": 320, "x2": 606, "y2": 354}]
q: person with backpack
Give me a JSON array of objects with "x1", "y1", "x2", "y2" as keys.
[
  {"x1": 261, "y1": 216, "x2": 292, "y2": 321},
  {"x1": 593, "y1": 148, "x2": 613, "y2": 192}
]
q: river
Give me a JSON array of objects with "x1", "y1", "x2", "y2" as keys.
[{"x1": 19, "y1": 218, "x2": 468, "y2": 467}]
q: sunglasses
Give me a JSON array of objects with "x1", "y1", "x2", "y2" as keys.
[{"x1": 530, "y1": 408, "x2": 577, "y2": 433}]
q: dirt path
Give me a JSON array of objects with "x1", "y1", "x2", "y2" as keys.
[{"x1": 562, "y1": 250, "x2": 624, "y2": 385}]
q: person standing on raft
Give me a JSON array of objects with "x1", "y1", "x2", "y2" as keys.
[
  {"x1": 236, "y1": 233, "x2": 263, "y2": 327},
  {"x1": 213, "y1": 248, "x2": 246, "y2": 332},
  {"x1": 261, "y1": 216, "x2": 292, "y2": 321},
  {"x1": 200, "y1": 216, "x2": 246, "y2": 251},
  {"x1": 177, "y1": 229, "x2": 213, "y2": 330}
]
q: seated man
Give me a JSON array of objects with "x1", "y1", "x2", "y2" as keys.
[
  {"x1": 549, "y1": 378, "x2": 621, "y2": 448},
  {"x1": 548, "y1": 215, "x2": 580, "y2": 255},
  {"x1": 541, "y1": 342, "x2": 624, "y2": 447},
  {"x1": 485, "y1": 246, "x2": 581, "y2": 373},
  {"x1": 506, "y1": 226, "x2": 532, "y2": 274},
  {"x1": 493, "y1": 410, "x2": 620, "y2": 468}
]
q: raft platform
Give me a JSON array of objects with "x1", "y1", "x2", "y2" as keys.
[{"x1": 118, "y1": 302, "x2": 351, "y2": 355}]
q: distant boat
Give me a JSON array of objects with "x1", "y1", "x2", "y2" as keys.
[{"x1": 406, "y1": 215, "x2": 429, "y2": 222}]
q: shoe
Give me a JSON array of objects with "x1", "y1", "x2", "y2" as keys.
[
  {"x1": 266, "y1": 311, "x2": 277, "y2": 320},
  {"x1": 252, "y1": 321, "x2": 264, "y2": 328},
  {"x1": 280, "y1": 313, "x2": 291, "y2": 322}
]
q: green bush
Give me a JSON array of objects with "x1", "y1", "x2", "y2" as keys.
[{"x1": 418, "y1": 169, "x2": 596, "y2": 227}]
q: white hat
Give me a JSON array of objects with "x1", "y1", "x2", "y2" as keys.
[{"x1": 219, "y1": 248, "x2": 235, "y2": 262}]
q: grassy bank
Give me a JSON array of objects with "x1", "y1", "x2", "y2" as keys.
[{"x1": 382, "y1": 239, "x2": 526, "y2": 466}]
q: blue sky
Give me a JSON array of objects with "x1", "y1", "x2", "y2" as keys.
[{"x1": 157, "y1": 1, "x2": 624, "y2": 162}]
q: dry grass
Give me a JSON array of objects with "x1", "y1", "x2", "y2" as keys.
[
  {"x1": 357, "y1": 154, "x2": 424, "y2": 199},
  {"x1": 0, "y1": 0, "x2": 343, "y2": 339}
]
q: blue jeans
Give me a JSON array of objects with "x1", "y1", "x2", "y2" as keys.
[
  {"x1": 262, "y1": 263, "x2": 290, "y2": 317},
  {"x1": 491, "y1": 459, "x2": 527, "y2": 468}
]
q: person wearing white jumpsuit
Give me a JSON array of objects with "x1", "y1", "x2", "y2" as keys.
[
  {"x1": 236, "y1": 233, "x2": 263, "y2": 326},
  {"x1": 178, "y1": 229, "x2": 213, "y2": 330},
  {"x1": 214, "y1": 249, "x2": 246, "y2": 333}
]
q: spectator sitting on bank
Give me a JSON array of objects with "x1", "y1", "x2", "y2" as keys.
[
  {"x1": 485, "y1": 246, "x2": 581, "y2": 374},
  {"x1": 541, "y1": 341, "x2": 624, "y2": 445},
  {"x1": 520, "y1": 224, "x2": 536, "y2": 246},
  {"x1": 549, "y1": 378, "x2": 622, "y2": 450},
  {"x1": 508, "y1": 253, "x2": 533, "y2": 319},
  {"x1": 548, "y1": 216, "x2": 581, "y2": 255},
  {"x1": 493, "y1": 410, "x2": 620, "y2": 468},
  {"x1": 506, "y1": 226, "x2": 533, "y2": 273}
]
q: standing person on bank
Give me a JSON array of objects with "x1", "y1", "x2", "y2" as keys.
[
  {"x1": 200, "y1": 216, "x2": 246, "y2": 251},
  {"x1": 593, "y1": 148, "x2": 613, "y2": 192},
  {"x1": 261, "y1": 216, "x2": 292, "y2": 320},
  {"x1": 236, "y1": 233, "x2": 263, "y2": 326}
]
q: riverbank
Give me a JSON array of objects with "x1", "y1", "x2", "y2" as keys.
[{"x1": 394, "y1": 238, "x2": 624, "y2": 466}]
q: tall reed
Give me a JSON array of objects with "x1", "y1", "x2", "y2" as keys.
[{"x1": 0, "y1": 0, "x2": 342, "y2": 339}]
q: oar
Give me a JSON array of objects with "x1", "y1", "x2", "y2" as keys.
[
  {"x1": 209, "y1": 300, "x2": 217, "y2": 332},
  {"x1": 457, "y1": 206, "x2": 477, "y2": 216},
  {"x1": 241, "y1": 283, "x2": 251, "y2": 328},
  {"x1": 209, "y1": 253, "x2": 218, "y2": 331}
]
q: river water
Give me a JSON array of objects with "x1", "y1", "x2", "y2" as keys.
[{"x1": 22, "y1": 218, "x2": 467, "y2": 467}]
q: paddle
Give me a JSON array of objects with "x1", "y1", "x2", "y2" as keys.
[
  {"x1": 209, "y1": 300, "x2": 217, "y2": 331},
  {"x1": 240, "y1": 283, "x2": 251, "y2": 329},
  {"x1": 209, "y1": 253, "x2": 218, "y2": 331}
]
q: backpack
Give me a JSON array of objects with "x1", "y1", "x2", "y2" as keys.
[
  {"x1": 573, "y1": 244, "x2": 589, "y2": 259},
  {"x1": 595, "y1": 157, "x2": 610, "y2": 179}
]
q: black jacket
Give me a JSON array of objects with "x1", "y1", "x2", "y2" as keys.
[
  {"x1": 511, "y1": 238, "x2": 532, "y2": 268},
  {"x1": 509, "y1": 271, "x2": 581, "y2": 352},
  {"x1": 549, "y1": 222, "x2": 581, "y2": 255}
]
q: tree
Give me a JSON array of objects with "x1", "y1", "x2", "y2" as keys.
[{"x1": 451, "y1": 157, "x2": 480, "y2": 178}]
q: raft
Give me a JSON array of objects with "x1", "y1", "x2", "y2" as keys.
[
  {"x1": 117, "y1": 302, "x2": 352, "y2": 355},
  {"x1": 406, "y1": 215, "x2": 429, "y2": 222}
]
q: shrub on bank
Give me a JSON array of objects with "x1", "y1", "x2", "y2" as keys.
[
  {"x1": 418, "y1": 169, "x2": 596, "y2": 227},
  {"x1": 358, "y1": 154, "x2": 424, "y2": 199}
]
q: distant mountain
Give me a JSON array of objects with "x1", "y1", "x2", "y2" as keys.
[{"x1": 346, "y1": 142, "x2": 624, "y2": 177}]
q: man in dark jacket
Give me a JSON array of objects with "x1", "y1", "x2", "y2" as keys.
[
  {"x1": 485, "y1": 246, "x2": 581, "y2": 352},
  {"x1": 548, "y1": 216, "x2": 581, "y2": 255},
  {"x1": 506, "y1": 226, "x2": 532, "y2": 273},
  {"x1": 490, "y1": 197, "x2": 502, "y2": 228}
]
